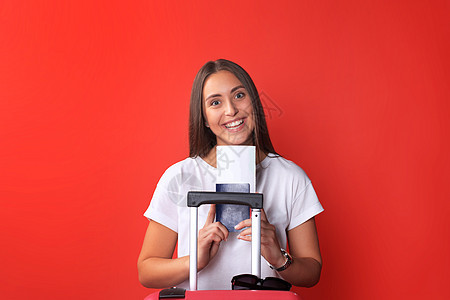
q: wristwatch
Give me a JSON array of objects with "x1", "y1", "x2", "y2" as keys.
[{"x1": 268, "y1": 248, "x2": 293, "y2": 272}]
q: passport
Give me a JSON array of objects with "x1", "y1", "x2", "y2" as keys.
[{"x1": 215, "y1": 183, "x2": 250, "y2": 232}]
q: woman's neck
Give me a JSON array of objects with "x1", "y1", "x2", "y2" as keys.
[{"x1": 202, "y1": 146, "x2": 267, "y2": 168}]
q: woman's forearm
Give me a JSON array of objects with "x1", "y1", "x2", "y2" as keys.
[
  {"x1": 278, "y1": 256, "x2": 322, "y2": 287},
  {"x1": 138, "y1": 255, "x2": 190, "y2": 289}
]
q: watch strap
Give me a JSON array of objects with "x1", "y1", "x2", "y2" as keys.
[{"x1": 268, "y1": 248, "x2": 292, "y2": 272}]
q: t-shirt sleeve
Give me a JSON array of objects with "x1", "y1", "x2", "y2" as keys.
[
  {"x1": 143, "y1": 169, "x2": 179, "y2": 233},
  {"x1": 288, "y1": 181, "x2": 324, "y2": 231}
]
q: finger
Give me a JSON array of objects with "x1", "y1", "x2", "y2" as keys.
[
  {"x1": 234, "y1": 218, "x2": 252, "y2": 231},
  {"x1": 215, "y1": 221, "x2": 229, "y2": 241},
  {"x1": 237, "y1": 223, "x2": 275, "y2": 241},
  {"x1": 237, "y1": 234, "x2": 252, "y2": 242},
  {"x1": 209, "y1": 233, "x2": 224, "y2": 244},
  {"x1": 238, "y1": 227, "x2": 252, "y2": 238},
  {"x1": 235, "y1": 209, "x2": 269, "y2": 230},
  {"x1": 260, "y1": 209, "x2": 268, "y2": 221},
  {"x1": 239, "y1": 222, "x2": 276, "y2": 237},
  {"x1": 209, "y1": 240, "x2": 222, "y2": 261},
  {"x1": 201, "y1": 222, "x2": 229, "y2": 242},
  {"x1": 204, "y1": 204, "x2": 216, "y2": 226},
  {"x1": 238, "y1": 224, "x2": 268, "y2": 238}
]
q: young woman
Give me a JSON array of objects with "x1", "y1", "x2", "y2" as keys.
[{"x1": 138, "y1": 59, "x2": 324, "y2": 290}]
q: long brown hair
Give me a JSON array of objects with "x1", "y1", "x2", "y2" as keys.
[{"x1": 189, "y1": 59, "x2": 277, "y2": 158}]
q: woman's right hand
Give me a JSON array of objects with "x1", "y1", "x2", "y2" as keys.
[{"x1": 197, "y1": 204, "x2": 229, "y2": 271}]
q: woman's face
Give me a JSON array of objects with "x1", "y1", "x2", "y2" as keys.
[{"x1": 202, "y1": 70, "x2": 254, "y2": 146}]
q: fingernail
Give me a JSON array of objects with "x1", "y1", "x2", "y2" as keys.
[{"x1": 234, "y1": 225, "x2": 239, "y2": 229}]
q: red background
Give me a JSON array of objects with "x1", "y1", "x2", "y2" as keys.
[{"x1": 1, "y1": 1, "x2": 449, "y2": 299}]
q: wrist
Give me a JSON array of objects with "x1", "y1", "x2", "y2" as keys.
[
  {"x1": 273, "y1": 252, "x2": 287, "y2": 269},
  {"x1": 268, "y1": 249, "x2": 293, "y2": 272},
  {"x1": 182, "y1": 255, "x2": 191, "y2": 273}
]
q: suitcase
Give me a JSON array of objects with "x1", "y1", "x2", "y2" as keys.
[{"x1": 144, "y1": 191, "x2": 303, "y2": 300}]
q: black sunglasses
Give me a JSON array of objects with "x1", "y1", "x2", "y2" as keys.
[{"x1": 231, "y1": 274, "x2": 292, "y2": 291}]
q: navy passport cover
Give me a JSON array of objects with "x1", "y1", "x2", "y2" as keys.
[{"x1": 215, "y1": 183, "x2": 250, "y2": 232}]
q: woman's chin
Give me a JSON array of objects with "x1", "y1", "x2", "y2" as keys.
[{"x1": 217, "y1": 135, "x2": 253, "y2": 146}]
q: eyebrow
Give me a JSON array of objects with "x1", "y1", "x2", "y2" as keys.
[{"x1": 204, "y1": 85, "x2": 246, "y2": 102}]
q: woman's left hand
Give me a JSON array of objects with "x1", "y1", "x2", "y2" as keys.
[{"x1": 234, "y1": 209, "x2": 286, "y2": 269}]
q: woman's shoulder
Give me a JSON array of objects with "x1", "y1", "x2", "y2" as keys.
[
  {"x1": 152, "y1": 157, "x2": 206, "y2": 208},
  {"x1": 165, "y1": 156, "x2": 196, "y2": 169},
  {"x1": 261, "y1": 154, "x2": 312, "y2": 187},
  {"x1": 160, "y1": 157, "x2": 200, "y2": 177},
  {"x1": 264, "y1": 154, "x2": 307, "y2": 175}
]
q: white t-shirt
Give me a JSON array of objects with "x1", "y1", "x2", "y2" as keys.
[{"x1": 144, "y1": 154, "x2": 324, "y2": 290}]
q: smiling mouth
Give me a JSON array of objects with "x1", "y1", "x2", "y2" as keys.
[{"x1": 224, "y1": 119, "x2": 244, "y2": 129}]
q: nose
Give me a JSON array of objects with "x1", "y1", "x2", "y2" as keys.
[{"x1": 224, "y1": 98, "x2": 238, "y2": 116}]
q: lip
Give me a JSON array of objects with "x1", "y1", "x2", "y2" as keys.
[{"x1": 222, "y1": 117, "x2": 246, "y2": 131}]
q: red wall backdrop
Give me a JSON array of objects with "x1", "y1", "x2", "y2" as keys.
[{"x1": 1, "y1": 1, "x2": 449, "y2": 299}]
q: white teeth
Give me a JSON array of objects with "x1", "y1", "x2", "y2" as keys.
[{"x1": 225, "y1": 119, "x2": 244, "y2": 128}]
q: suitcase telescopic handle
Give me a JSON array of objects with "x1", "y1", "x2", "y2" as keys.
[
  {"x1": 188, "y1": 191, "x2": 263, "y2": 291},
  {"x1": 187, "y1": 191, "x2": 263, "y2": 208}
]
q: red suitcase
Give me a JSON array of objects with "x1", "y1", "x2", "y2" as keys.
[{"x1": 144, "y1": 192, "x2": 303, "y2": 300}]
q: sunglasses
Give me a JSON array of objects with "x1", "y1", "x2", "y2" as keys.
[{"x1": 231, "y1": 274, "x2": 292, "y2": 291}]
